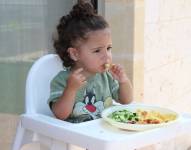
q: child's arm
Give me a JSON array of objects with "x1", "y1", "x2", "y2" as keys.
[
  {"x1": 118, "y1": 77, "x2": 133, "y2": 104},
  {"x1": 110, "y1": 64, "x2": 133, "y2": 104},
  {"x1": 51, "y1": 68, "x2": 86, "y2": 120}
]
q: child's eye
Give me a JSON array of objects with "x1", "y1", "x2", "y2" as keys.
[
  {"x1": 93, "y1": 49, "x2": 100, "y2": 53},
  {"x1": 107, "y1": 46, "x2": 112, "y2": 51}
]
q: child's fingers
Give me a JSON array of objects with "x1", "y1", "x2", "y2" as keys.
[
  {"x1": 111, "y1": 64, "x2": 122, "y2": 73},
  {"x1": 73, "y1": 68, "x2": 86, "y2": 79},
  {"x1": 77, "y1": 75, "x2": 87, "y2": 87},
  {"x1": 79, "y1": 75, "x2": 86, "y2": 82},
  {"x1": 69, "y1": 68, "x2": 86, "y2": 82},
  {"x1": 73, "y1": 68, "x2": 83, "y2": 74},
  {"x1": 75, "y1": 69, "x2": 87, "y2": 84}
]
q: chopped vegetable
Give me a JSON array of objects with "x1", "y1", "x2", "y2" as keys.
[{"x1": 108, "y1": 109, "x2": 139, "y2": 124}]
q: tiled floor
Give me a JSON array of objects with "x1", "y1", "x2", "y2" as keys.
[
  {"x1": 0, "y1": 113, "x2": 42, "y2": 150},
  {"x1": 1, "y1": 113, "x2": 191, "y2": 150},
  {"x1": 0, "y1": 114, "x2": 18, "y2": 150}
]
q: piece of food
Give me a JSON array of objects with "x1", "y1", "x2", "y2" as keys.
[
  {"x1": 136, "y1": 109, "x2": 177, "y2": 124},
  {"x1": 105, "y1": 63, "x2": 114, "y2": 70},
  {"x1": 108, "y1": 109, "x2": 177, "y2": 124},
  {"x1": 105, "y1": 63, "x2": 111, "y2": 70},
  {"x1": 108, "y1": 109, "x2": 139, "y2": 124}
]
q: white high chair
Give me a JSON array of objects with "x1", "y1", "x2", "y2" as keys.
[
  {"x1": 12, "y1": 54, "x2": 191, "y2": 150},
  {"x1": 12, "y1": 54, "x2": 85, "y2": 150}
]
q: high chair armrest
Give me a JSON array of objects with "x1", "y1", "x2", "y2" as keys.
[{"x1": 20, "y1": 114, "x2": 105, "y2": 149}]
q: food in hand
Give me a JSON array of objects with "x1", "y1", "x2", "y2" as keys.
[{"x1": 104, "y1": 63, "x2": 113, "y2": 70}]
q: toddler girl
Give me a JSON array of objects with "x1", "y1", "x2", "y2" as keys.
[{"x1": 48, "y1": 0, "x2": 133, "y2": 123}]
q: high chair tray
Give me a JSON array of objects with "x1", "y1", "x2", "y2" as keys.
[{"x1": 21, "y1": 112, "x2": 191, "y2": 150}]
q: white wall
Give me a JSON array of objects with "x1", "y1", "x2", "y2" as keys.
[
  {"x1": 144, "y1": 0, "x2": 191, "y2": 149},
  {"x1": 144, "y1": 0, "x2": 191, "y2": 113}
]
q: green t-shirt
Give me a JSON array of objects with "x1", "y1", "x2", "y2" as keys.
[{"x1": 48, "y1": 69, "x2": 119, "y2": 123}]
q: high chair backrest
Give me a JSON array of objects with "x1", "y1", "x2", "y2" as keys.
[{"x1": 25, "y1": 54, "x2": 64, "y2": 116}]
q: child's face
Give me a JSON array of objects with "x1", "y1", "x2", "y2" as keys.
[{"x1": 75, "y1": 28, "x2": 112, "y2": 74}]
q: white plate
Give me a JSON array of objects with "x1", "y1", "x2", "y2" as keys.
[{"x1": 101, "y1": 104, "x2": 180, "y2": 131}]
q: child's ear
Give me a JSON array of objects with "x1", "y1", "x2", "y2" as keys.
[{"x1": 67, "y1": 48, "x2": 79, "y2": 61}]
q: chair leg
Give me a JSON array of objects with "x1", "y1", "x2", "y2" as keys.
[
  {"x1": 12, "y1": 121, "x2": 25, "y2": 150},
  {"x1": 12, "y1": 121, "x2": 35, "y2": 150}
]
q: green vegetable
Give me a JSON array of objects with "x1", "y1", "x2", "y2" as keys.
[{"x1": 108, "y1": 109, "x2": 139, "y2": 123}]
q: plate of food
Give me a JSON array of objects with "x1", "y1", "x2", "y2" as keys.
[{"x1": 101, "y1": 104, "x2": 179, "y2": 131}]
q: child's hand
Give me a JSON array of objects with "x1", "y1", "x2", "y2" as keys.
[
  {"x1": 67, "y1": 68, "x2": 86, "y2": 91},
  {"x1": 110, "y1": 64, "x2": 129, "y2": 83}
]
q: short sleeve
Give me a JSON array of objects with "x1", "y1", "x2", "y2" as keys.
[{"x1": 48, "y1": 71, "x2": 68, "y2": 106}]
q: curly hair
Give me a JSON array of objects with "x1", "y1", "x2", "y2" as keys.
[{"x1": 53, "y1": 0, "x2": 109, "y2": 67}]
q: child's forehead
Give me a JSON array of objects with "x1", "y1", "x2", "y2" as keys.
[{"x1": 84, "y1": 28, "x2": 112, "y2": 44}]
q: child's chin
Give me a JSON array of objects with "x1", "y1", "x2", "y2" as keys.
[
  {"x1": 100, "y1": 69, "x2": 107, "y2": 73},
  {"x1": 94, "y1": 70, "x2": 102, "y2": 73},
  {"x1": 90, "y1": 70, "x2": 101, "y2": 74},
  {"x1": 95, "y1": 68, "x2": 106, "y2": 73}
]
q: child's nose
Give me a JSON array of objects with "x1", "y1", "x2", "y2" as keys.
[
  {"x1": 105, "y1": 58, "x2": 110, "y2": 63},
  {"x1": 102, "y1": 51, "x2": 110, "y2": 60}
]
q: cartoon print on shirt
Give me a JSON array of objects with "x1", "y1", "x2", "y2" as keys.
[{"x1": 73, "y1": 87, "x2": 105, "y2": 119}]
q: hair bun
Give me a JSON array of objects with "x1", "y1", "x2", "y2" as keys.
[{"x1": 70, "y1": 1, "x2": 96, "y2": 19}]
